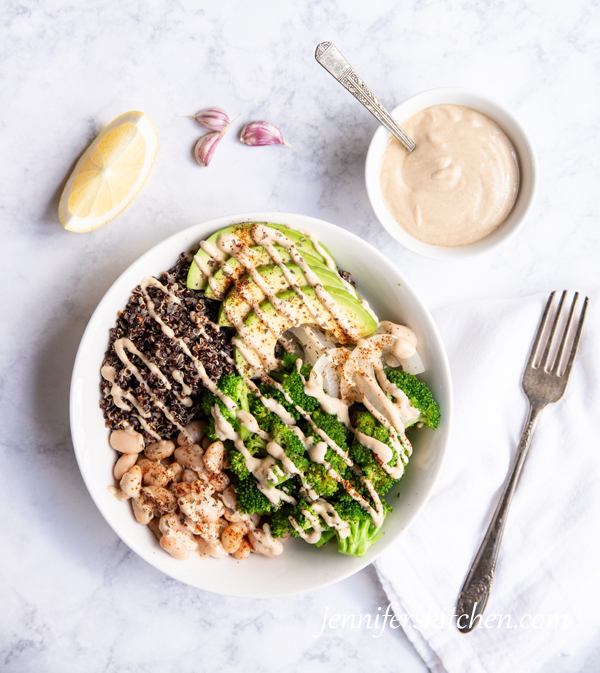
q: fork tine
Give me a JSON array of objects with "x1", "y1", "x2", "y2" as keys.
[
  {"x1": 562, "y1": 296, "x2": 589, "y2": 380},
  {"x1": 526, "y1": 291, "x2": 556, "y2": 369},
  {"x1": 540, "y1": 290, "x2": 567, "y2": 370},
  {"x1": 551, "y1": 292, "x2": 579, "y2": 373}
]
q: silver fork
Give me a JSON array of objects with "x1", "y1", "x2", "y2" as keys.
[{"x1": 456, "y1": 291, "x2": 589, "y2": 634}]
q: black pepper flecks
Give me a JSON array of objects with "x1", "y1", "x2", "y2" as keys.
[{"x1": 100, "y1": 253, "x2": 234, "y2": 442}]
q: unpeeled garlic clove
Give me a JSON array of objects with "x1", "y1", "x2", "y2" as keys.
[
  {"x1": 194, "y1": 131, "x2": 225, "y2": 167},
  {"x1": 240, "y1": 121, "x2": 291, "y2": 147},
  {"x1": 184, "y1": 107, "x2": 230, "y2": 132}
]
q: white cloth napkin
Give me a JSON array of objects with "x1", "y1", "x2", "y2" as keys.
[{"x1": 375, "y1": 290, "x2": 600, "y2": 673}]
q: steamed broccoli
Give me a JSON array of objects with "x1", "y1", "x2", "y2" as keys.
[
  {"x1": 269, "y1": 501, "x2": 328, "y2": 540},
  {"x1": 248, "y1": 394, "x2": 277, "y2": 434},
  {"x1": 226, "y1": 433, "x2": 266, "y2": 480},
  {"x1": 306, "y1": 409, "x2": 351, "y2": 453},
  {"x1": 234, "y1": 476, "x2": 275, "y2": 515},
  {"x1": 270, "y1": 422, "x2": 310, "y2": 473},
  {"x1": 352, "y1": 410, "x2": 395, "y2": 450},
  {"x1": 301, "y1": 409, "x2": 352, "y2": 493},
  {"x1": 385, "y1": 369, "x2": 441, "y2": 430},
  {"x1": 327, "y1": 494, "x2": 392, "y2": 557},
  {"x1": 201, "y1": 373, "x2": 251, "y2": 440},
  {"x1": 350, "y1": 411, "x2": 403, "y2": 496},
  {"x1": 305, "y1": 462, "x2": 340, "y2": 498},
  {"x1": 264, "y1": 356, "x2": 320, "y2": 415}
]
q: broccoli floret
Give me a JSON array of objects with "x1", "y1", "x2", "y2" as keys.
[
  {"x1": 226, "y1": 434, "x2": 266, "y2": 480},
  {"x1": 269, "y1": 502, "x2": 328, "y2": 540},
  {"x1": 248, "y1": 394, "x2": 277, "y2": 434},
  {"x1": 305, "y1": 462, "x2": 340, "y2": 497},
  {"x1": 281, "y1": 352, "x2": 312, "y2": 378},
  {"x1": 307, "y1": 409, "x2": 350, "y2": 452},
  {"x1": 385, "y1": 369, "x2": 441, "y2": 430},
  {"x1": 328, "y1": 494, "x2": 392, "y2": 557},
  {"x1": 350, "y1": 411, "x2": 400, "y2": 496},
  {"x1": 270, "y1": 422, "x2": 310, "y2": 473},
  {"x1": 264, "y1": 360, "x2": 320, "y2": 415},
  {"x1": 360, "y1": 461, "x2": 396, "y2": 495},
  {"x1": 201, "y1": 373, "x2": 251, "y2": 437},
  {"x1": 234, "y1": 477, "x2": 275, "y2": 515},
  {"x1": 227, "y1": 446, "x2": 249, "y2": 479},
  {"x1": 352, "y1": 410, "x2": 395, "y2": 449}
]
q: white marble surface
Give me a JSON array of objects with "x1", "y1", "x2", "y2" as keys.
[{"x1": 1, "y1": 0, "x2": 599, "y2": 670}]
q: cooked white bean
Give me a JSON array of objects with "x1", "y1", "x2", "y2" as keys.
[
  {"x1": 132, "y1": 495, "x2": 153, "y2": 524},
  {"x1": 181, "y1": 468, "x2": 198, "y2": 483},
  {"x1": 177, "y1": 420, "x2": 205, "y2": 446},
  {"x1": 113, "y1": 453, "x2": 138, "y2": 480},
  {"x1": 147, "y1": 517, "x2": 162, "y2": 541},
  {"x1": 248, "y1": 524, "x2": 284, "y2": 557},
  {"x1": 173, "y1": 478, "x2": 210, "y2": 499},
  {"x1": 160, "y1": 536, "x2": 191, "y2": 560},
  {"x1": 178, "y1": 491, "x2": 223, "y2": 523},
  {"x1": 220, "y1": 486, "x2": 238, "y2": 510},
  {"x1": 140, "y1": 460, "x2": 170, "y2": 487},
  {"x1": 159, "y1": 513, "x2": 197, "y2": 560},
  {"x1": 167, "y1": 462, "x2": 183, "y2": 484},
  {"x1": 145, "y1": 439, "x2": 176, "y2": 461},
  {"x1": 108, "y1": 485, "x2": 131, "y2": 501},
  {"x1": 174, "y1": 444, "x2": 205, "y2": 472},
  {"x1": 141, "y1": 485, "x2": 177, "y2": 514},
  {"x1": 207, "y1": 471, "x2": 230, "y2": 493},
  {"x1": 195, "y1": 535, "x2": 228, "y2": 559},
  {"x1": 232, "y1": 537, "x2": 251, "y2": 560},
  {"x1": 110, "y1": 428, "x2": 145, "y2": 454},
  {"x1": 221, "y1": 522, "x2": 248, "y2": 554},
  {"x1": 201, "y1": 435, "x2": 212, "y2": 450},
  {"x1": 203, "y1": 441, "x2": 224, "y2": 473},
  {"x1": 183, "y1": 516, "x2": 221, "y2": 538},
  {"x1": 137, "y1": 460, "x2": 181, "y2": 487},
  {"x1": 120, "y1": 465, "x2": 142, "y2": 498}
]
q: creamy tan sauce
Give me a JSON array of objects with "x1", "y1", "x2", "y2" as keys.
[{"x1": 380, "y1": 104, "x2": 520, "y2": 246}]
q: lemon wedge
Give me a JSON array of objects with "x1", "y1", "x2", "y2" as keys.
[{"x1": 59, "y1": 111, "x2": 158, "y2": 233}]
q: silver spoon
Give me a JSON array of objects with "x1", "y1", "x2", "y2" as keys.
[{"x1": 315, "y1": 41, "x2": 416, "y2": 153}]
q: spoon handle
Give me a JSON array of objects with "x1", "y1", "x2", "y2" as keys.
[{"x1": 315, "y1": 41, "x2": 415, "y2": 152}]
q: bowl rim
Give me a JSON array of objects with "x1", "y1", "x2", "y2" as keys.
[
  {"x1": 69, "y1": 210, "x2": 453, "y2": 597},
  {"x1": 365, "y1": 86, "x2": 538, "y2": 260}
]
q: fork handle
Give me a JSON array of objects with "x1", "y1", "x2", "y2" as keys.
[
  {"x1": 456, "y1": 403, "x2": 543, "y2": 633},
  {"x1": 314, "y1": 41, "x2": 416, "y2": 152}
]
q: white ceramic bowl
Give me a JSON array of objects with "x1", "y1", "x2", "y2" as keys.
[
  {"x1": 365, "y1": 87, "x2": 538, "y2": 260},
  {"x1": 70, "y1": 211, "x2": 453, "y2": 597}
]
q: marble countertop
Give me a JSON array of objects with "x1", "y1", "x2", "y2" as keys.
[{"x1": 2, "y1": 0, "x2": 599, "y2": 670}]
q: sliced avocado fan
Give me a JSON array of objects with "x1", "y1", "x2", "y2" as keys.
[
  {"x1": 186, "y1": 222, "x2": 335, "y2": 294},
  {"x1": 218, "y1": 263, "x2": 359, "y2": 327}
]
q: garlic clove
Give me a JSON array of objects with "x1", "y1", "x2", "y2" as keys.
[
  {"x1": 194, "y1": 131, "x2": 225, "y2": 167},
  {"x1": 183, "y1": 107, "x2": 230, "y2": 132},
  {"x1": 240, "y1": 121, "x2": 291, "y2": 147}
]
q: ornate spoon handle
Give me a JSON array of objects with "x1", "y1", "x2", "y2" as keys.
[
  {"x1": 315, "y1": 41, "x2": 416, "y2": 153},
  {"x1": 456, "y1": 404, "x2": 542, "y2": 632}
]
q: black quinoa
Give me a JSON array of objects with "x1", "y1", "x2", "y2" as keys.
[
  {"x1": 100, "y1": 253, "x2": 234, "y2": 442},
  {"x1": 338, "y1": 270, "x2": 356, "y2": 288}
]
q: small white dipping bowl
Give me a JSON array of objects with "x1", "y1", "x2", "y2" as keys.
[{"x1": 365, "y1": 87, "x2": 538, "y2": 260}]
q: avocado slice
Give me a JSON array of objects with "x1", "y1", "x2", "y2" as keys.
[
  {"x1": 234, "y1": 286, "x2": 377, "y2": 376},
  {"x1": 186, "y1": 222, "x2": 335, "y2": 292},
  {"x1": 205, "y1": 245, "x2": 327, "y2": 301},
  {"x1": 218, "y1": 263, "x2": 357, "y2": 327}
]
